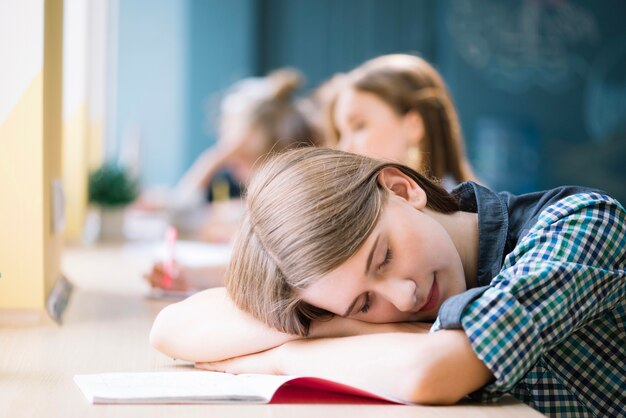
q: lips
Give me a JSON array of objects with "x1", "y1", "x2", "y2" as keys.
[{"x1": 418, "y1": 277, "x2": 439, "y2": 313}]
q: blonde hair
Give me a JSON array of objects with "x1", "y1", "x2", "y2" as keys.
[
  {"x1": 225, "y1": 147, "x2": 459, "y2": 336},
  {"x1": 327, "y1": 54, "x2": 476, "y2": 183},
  {"x1": 251, "y1": 69, "x2": 322, "y2": 151},
  {"x1": 300, "y1": 73, "x2": 348, "y2": 148},
  {"x1": 221, "y1": 68, "x2": 321, "y2": 154}
]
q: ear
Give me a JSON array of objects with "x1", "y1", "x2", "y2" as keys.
[
  {"x1": 377, "y1": 167, "x2": 427, "y2": 209},
  {"x1": 402, "y1": 110, "x2": 424, "y2": 147}
]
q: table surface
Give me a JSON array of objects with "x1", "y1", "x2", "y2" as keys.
[{"x1": 0, "y1": 244, "x2": 546, "y2": 418}]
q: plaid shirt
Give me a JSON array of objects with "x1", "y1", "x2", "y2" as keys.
[{"x1": 432, "y1": 185, "x2": 626, "y2": 417}]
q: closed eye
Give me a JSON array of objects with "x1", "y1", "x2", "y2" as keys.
[
  {"x1": 377, "y1": 247, "x2": 392, "y2": 273},
  {"x1": 359, "y1": 292, "x2": 371, "y2": 314}
]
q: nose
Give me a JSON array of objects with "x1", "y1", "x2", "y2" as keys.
[{"x1": 375, "y1": 277, "x2": 417, "y2": 312}]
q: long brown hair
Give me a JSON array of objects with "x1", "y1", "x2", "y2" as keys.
[
  {"x1": 225, "y1": 147, "x2": 459, "y2": 336},
  {"x1": 327, "y1": 54, "x2": 477, "y2": 183}
]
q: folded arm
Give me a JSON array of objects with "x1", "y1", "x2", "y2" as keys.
[
  {"x1": 151, "y1": 287, "x2": 491, "y2": 403},
  {"x1": 175, "y1": 148, "x2": 230, "y2": 198},
  {"x1": 197, "y1": 330, "x2": 492, "y2": 404},
  {"x1": 150, "y1": 287, "x2": 298, "y2": 362},
  {"x1": 150, "y1": 287, "x2": 429, "y2": 363}
]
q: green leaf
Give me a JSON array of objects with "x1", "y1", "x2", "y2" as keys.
[{"x1": 88, "y1": 164, "x2": 139, "y2": 207}]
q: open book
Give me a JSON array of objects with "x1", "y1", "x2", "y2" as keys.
[{"x1": 74, "y1": 371, "x2": 411, "y2": 405}]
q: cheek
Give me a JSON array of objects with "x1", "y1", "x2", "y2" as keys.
[
  {"x1": 355, "y1": 132, "x2": 404, "y2": 163},
  {"x1": 370, "y1": 125, "x2": 410, "y2": 161},
  {"x1": 431, "y1": 242, "x2": 467, "y2": 304},
  {"x1": 367, "y1": 304, "x2": 413, "y2": 323},
  {"x1": 394, "y1": 215, "x2": 457, "y2": 285},
  {"x1": 230, "y1": 156, "x2": 256, "y2": 182}
]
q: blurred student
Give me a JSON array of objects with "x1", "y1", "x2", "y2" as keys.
[
  {"x1": 145, "y1": 69, "x2": 319, "y2": 292},
  {"x1": 176, "y1": 68, "x2": 318, "y2": 207},
  {"x1": 327, "y1": 54, "x2": 478, "y2": 189}
]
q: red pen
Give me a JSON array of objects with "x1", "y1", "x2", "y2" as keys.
[{"x1": 162, "y1": 226, "x2": 178, "y2": 289}]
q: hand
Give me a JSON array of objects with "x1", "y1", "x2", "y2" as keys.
[
  {"x1": 144, "y1": 261, "x2": 194, "y2": 292},
  {"x1": 193, "y1": 317, "x2": 434, "y2": 375},
  {"x1": 144, "y1": 262, "x2": 227, "y2": 292},
  {"x1": 195, "y1": 346, "x2": 284, "y2": 375},
  {"x1": 194, "y1": 318, "x2": 434, "y2": 375}
]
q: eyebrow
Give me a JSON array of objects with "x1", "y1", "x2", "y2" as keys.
[
  {"x1": 343, "y1": 234, "x2": 380, "y2": 317},
  {"x1": 343, "y1": 297, "x2": 358, "y2": 317},
  {"x1": 365, "y1": 235, "x2": 380, "y2": 275}
]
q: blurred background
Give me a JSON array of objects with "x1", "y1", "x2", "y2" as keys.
[
  {"x1": 2, "y1": 0, "x2": 625, "y2": 407},
  {"x1": 2, "y1": 0, "x2": 625, "y2": 249},
  {"x1": 101, "y1": 0, "x2": 626, "y2": 199},
  {"x1": 2, "y1": 1, "x2": 626, "y2": 308}
]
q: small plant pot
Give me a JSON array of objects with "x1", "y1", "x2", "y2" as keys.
[{"x1": 98, "y1": 206, "x2": 127, "y2": 242}]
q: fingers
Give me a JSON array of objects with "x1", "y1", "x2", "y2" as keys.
[
  {"x1": 195, "y1": 360, "x2": 233, "y2": 374},
  {"x1": 194, "y1": 349, "x2": 281, "y2": 376},
  {"x1": 143, "y1": 261, "x2": 191, "y2": 291}
]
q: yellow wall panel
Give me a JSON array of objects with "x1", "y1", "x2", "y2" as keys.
[
  {"x1": 0, "y1": 72, "x2": 46, "y2": 309},
  {"x1": 62, "y1": 104, "x2": 88, "y2": 241},
  {"x1": 43, "y1": 0, "x2": 64, "y2": 298},
  {"x1": 0, "y1": 0, "x2": 64, "y2": 316},
  {"x1": 62, "y1": 108, "x2": 104, "y2": 242}
]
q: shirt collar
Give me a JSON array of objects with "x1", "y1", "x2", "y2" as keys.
[{"x1": 451, "y1": 182, "x2": 509, "y2": 287}]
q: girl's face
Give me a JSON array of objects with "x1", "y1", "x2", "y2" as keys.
[
  {"x1": 333, "y1": 88, "x2": 422, "y2": 165},
  {"x1": 220, "y1": 116, "x2": 268, "y2": 183},
  {"x1": 300, "y1": 168, "x2": 467, "y2": 323},
  {"x1": 228, "y1": 128, "x2": 267, "y2": 183}
]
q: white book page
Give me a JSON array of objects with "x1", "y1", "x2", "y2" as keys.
[
  {"x1": 237, "y1": 373, "x2": 303, "y2": 400},
  {"x1": 74, "y1": 371, "x2": 281, "y2": 404},
  {"x1": 123, "y1": 241, "x2": 232, "y2": 267}
]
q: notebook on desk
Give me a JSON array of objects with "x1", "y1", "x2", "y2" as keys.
[
  {"x1": 124, "y1": 240, "x2": 232, "y2": 268},
  {"x1": 74, "y1": 371, "x2": 408, "y2": 405},
  {"x1": 146, "y1": 288, "x2": 197, "y2": 299},
  {"x1": 124, "y1": 240, "x2": 232, "y2": 299}
]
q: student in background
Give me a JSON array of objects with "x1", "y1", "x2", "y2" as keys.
[
  {"x1": 176, "y1": 68, "x2": 319, "y2": 207},
  {"x1": 326, "y1": 54, "x2": 478, "y2": 189},
  {"x1": 151, "y1": 148, "x2": 625, "y2": 417},
  {"x1": 145, "y1": 69, "x2": 320, "y2": 292}
]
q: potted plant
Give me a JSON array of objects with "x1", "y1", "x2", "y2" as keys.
[{"x1": 88, "y1": 164, "x2": 139, "y2": 241}]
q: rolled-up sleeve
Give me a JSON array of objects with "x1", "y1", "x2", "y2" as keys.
[{"x1": 442, "y1": 193, "x2": 626, "y2": 400}]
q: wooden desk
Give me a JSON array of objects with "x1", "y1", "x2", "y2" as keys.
[{"x1": 0, "y1": 245, "x2": 545, "y2": 418}]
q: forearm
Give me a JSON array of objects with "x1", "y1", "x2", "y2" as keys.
[
  {"x1": 309, "y1": 316, "x2": 431, "y2": 338},
  {"x1": 150, "y1": 287, "x2": 298, "y2": 362},
  {"x1": 276, "y1": 330, "x2": 492, "y2": 404},
  {"x1": 149, "y1": 287, "x2": 427, "y2": 363},
  {"x1": 176, "y1": 148, "x2": 229, "y2": 196}
]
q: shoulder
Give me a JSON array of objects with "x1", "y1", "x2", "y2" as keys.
[
  {"x1": 503, "y1": 191, "x2": 625, "y2": 272},
  {"x1": 532, "y1": 191, "x2": 624, "y2": 230},
  {"x1": 499, "y1": 186, "x2": 610, "y2": 228}
]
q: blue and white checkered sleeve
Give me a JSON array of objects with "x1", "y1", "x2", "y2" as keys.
[{"x1": 460, "y1": 193, "x2": 626, "y2": 400}]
